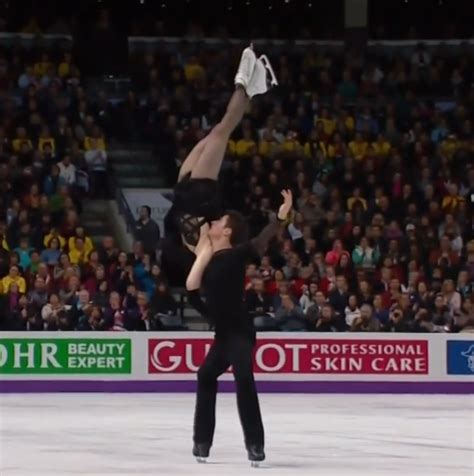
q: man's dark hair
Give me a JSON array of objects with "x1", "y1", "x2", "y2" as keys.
[
  {"x1": 141, "y1": 205, "x2": 151, "y2": 217},
  {"x1": 225, "y1": 210, "x2": 249, "y2": 246}
]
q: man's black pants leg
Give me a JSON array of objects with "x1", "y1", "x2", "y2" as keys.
[
  {"x1": 193, "y1": 340, "x2": 229, "y2": 446},
  {"x1": 229, "y1": 334, "x2": 265, "y2": 448},
  {"x1": 193, "y1": 335, "x2": 264, "y2": 449}
]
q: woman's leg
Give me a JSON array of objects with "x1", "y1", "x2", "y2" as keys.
[
  {"x1": 191, "y1": 87, "x2": 249, "y2": 180},
  {"x1": 177, "y1": 137, "x2": 208, "y2": 182}
]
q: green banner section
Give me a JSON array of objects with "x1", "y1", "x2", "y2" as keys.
[{"x1": 0, "y1": 338, "x2": 131, "y2": 374}]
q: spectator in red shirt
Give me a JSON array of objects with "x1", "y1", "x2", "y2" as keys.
[
  {"x1": 429, "y1": 235, "x2": 460, "y2": 268},
  {"x1": 325, "y1": 239, "x2": 345, "y2": 266}
]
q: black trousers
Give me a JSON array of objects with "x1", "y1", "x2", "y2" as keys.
[{"x1": 193, "y1": 333, "x2": 264, "y2": 448}]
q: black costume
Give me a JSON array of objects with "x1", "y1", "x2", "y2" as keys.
[
  {"x1": 162, "y1": 174, "x2": 223, "y2": 286},
  {"x1": 188, "y1": 218, "x2": 283, "y2": 460},
  {"x1": 171, "y1": 173, "x2": 223, "y2": 246}
]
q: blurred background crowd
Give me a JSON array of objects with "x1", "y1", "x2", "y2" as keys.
[{"x1": 0, "y1": 0, "x2": 472, "y2": 333}]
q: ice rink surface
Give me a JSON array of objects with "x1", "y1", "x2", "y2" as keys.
[{"x1": 0, "y1": 393, "x2": 472, "y2": 476}]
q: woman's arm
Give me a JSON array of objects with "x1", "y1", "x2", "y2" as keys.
[
  {"x1": 185, "y1": 228, "x2": 213, "y2": 291},
  {"x1": 186, "y1": 249, "x2": 212, "y2": 290}
]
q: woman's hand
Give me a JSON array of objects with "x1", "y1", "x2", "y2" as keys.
[
  {"x1": 195, "y1": 222, "x2": 212, "y2": 257},
  {"x1": 277, "y1": 189, "x2": 293, "y2": 221}
]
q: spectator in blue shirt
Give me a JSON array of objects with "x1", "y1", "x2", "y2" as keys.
[
  {"x1": 14, "y1": 237, "x2": 33, "y2": 271},
  {"x1": 373, "y1": 294, "x2": 389, "y2": 324},
  {"x1": 40, "y1": 237, "x2": 62, "y2": 266}
]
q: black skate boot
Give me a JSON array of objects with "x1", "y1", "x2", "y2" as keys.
[
  {"x1": 247, "y1": 444, "x2": 265, "y2": 468},
  {"x1": 193, "y1": 442, "x2": 211, "y2": 463}
]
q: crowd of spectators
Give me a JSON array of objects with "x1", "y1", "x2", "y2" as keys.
[
  {"x1": 0, "y1": 35, "x2": 472, "y2": 333},
  {"x1": 146, "y1": 43, "x2": 473, "y2": 333},
  {"x1": 0, "y1": 48, "x2": 179, "y2": 331},
  {"x1": 0, "y1": 230, "x2": 181, "y2": 331}
]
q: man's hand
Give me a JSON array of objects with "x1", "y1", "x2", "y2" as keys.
[{"x1": 277, "y1": 189, "x2": 293, "y2": 221}]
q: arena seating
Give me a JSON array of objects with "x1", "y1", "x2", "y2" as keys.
[{"x1": 0, "y1": 26, "x2": 472, "y2": 333}]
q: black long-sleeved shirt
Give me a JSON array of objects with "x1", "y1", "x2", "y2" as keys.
[
  {"x1": 190, "y1": 218, "x2": 282, "y2": 337},
  {"x1": 135, "y1": 218, "x2": 160, "y2": 255}
]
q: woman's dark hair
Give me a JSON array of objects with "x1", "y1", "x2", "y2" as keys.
[{"x1": 225, "y1": 210, "x2": 249, "y2": 246}]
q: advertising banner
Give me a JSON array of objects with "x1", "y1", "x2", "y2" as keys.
[
  {"x1": 0, "y1": 338, "x2": 131, "y2": 374},
  {"x1": 446, "y1": 340, "x2": 474, "y2": 375},
  {"x1": 0, "y1": 332, "x2": 472, "y2": 394},
  {"x1": 148, "y1": 338, "x2": 429, "y2": 375}
]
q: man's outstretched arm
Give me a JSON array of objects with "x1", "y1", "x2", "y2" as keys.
[{"x1": 249, "y1": 189, "x2": 293, "y2": 256}]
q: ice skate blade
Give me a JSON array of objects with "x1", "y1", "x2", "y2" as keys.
[
  {"x1": 196, "y1": 457, "x2": 207, "y2": 464},
  {"x1": 250, "y1": 461, "x2": 261, "y2": 468},
  {"x1": 259, "y1": 54, "x2": 278, "y2": 86}
]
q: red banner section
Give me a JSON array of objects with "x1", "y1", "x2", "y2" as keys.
[{"x1": 148, "y1": 338, "x2": 429, "y2": 374}]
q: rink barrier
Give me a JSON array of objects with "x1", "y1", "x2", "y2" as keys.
[{"x1": 0, "y1": 332, "x2": 472, "y2": 394}]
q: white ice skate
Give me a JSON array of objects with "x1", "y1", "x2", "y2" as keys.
[
  {"x1": 245, "y1": 54, "x2": 278, "y2": 98},
  {"x1": 234, "y1": 44, "x2": 257, "y2": 89},
  {"x1": 247, "y1": 444, "x2": 265, "y2": 468},
  {"x1": 193, "y1": 442, "x2": 210, "y2": 464}
]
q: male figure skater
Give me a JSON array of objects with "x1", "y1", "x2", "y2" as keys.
[
  {"x1": 167, "y1": 45, "x2": 277, "y2": 249},
  {"x1": 186, "y1": 190, "x2": 293, "y2": 466}
]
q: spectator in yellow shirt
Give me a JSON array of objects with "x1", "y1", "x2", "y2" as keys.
[
  {"x1": 184, "y1": 56, "x2": 205, "y2": 82},
  {"x1": 43, "y1": 229, "x2": 66, "y2": 250},
  {"x1": 12, "y1": 127, "x2": 33, "y2": 153},
  {"x1": 58, "y1": 52, "x2": 75, "y2": 78},
  {"x1": 68, "y1": 226, "x2": 94, "y2": 256},
  {"x1": 371, "y1": 133, "x2": 391, "y2": 158},
  {"x1": 316, "y1": 108, "x2": 336, "y2": 137},
  {"x1": 1, "y1": 236, "x2": 8, "y2": 251},
  {"x1": 69, "y1": 237, "x2": 90, "y2": 265},
  {"x1": 258, "y1": 130, "x2": 279, "y2": 157},
  {"x1": 1, "y1": 224, "x2": 9, "y2": 250},
  {"x1": 349, "y1": 133, "x2": 369, "y2": 161},
  {"x1": 281, "y1": 131, "x2": 304, "y2": 156},
  {"x1": 339, "y1": 110, "x2": 355, "y2": 134},
  {"x1": 1, "y1": 266, "x2": 26, "y2": 294},
  {"x1": 328, "y1": 133, "x2": 346, "y2": 159},
  {"x1": 235, "y1": 129, "x2": 257, "y2": 157},
  {"x1": 347, "y1": 187, "x2": 368, "y2": 211},
  {"x1": 33, "y1": 53, "x2": 53, "y2": 78},
  {"x1": 442, "y1": 183, "x2": 465, "y2": 213},
  {"x1": 440, "y1": 134, "x2": 459, "y2": 160},
  {"x1": 38, "y1": 126, "x2": 56, "y2": 154},
  {"x1": 84, "y1": 136, "x2": 106, "y2": 151}
]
